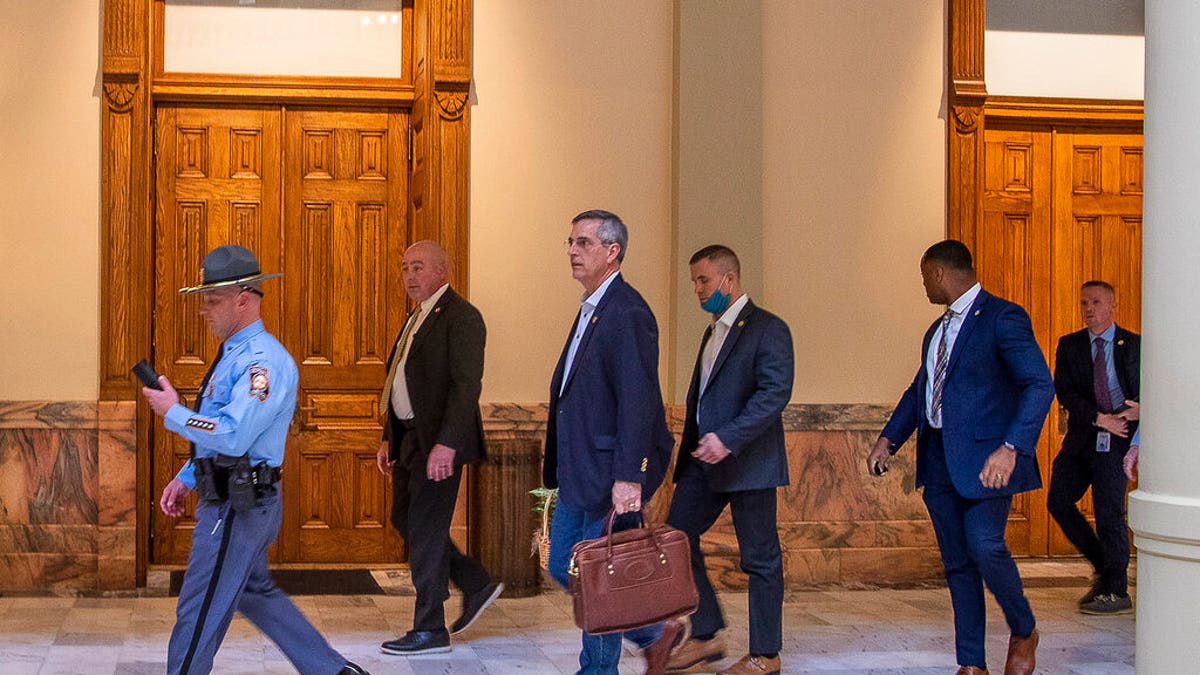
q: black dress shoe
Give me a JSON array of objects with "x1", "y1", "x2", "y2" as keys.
[
  {"x1": 339, "y1": 662, "x2": 370, "y2": 675},
  {"x1": 450, "y1": 581, "x2": 505, "y2": 635},
  {"x1": 381, "y1": 629, "x2": 451, "y2": 655}
]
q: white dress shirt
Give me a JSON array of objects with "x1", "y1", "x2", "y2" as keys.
[
  {"x1": 560, "y1": 271, "x2": 620, "y2": 396},
  {"x1": 924, "y1": 282, "x2": 982, "y2": 427},
  {"x1": 390, "y1": 283, "x2": 450, "y2": 420},
  {"x1": 700, "y1": 293, "x2": 750, "y2": 397}
]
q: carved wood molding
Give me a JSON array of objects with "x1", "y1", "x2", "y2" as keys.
[
  {"x1": 948, "y1": 0, "x2": 985, "y2": 99},
  {"x1": 103, "y1": 81, "x2": 139, "y2": 113},
  {"x1": 434, "y1": 89, "x2": 468, "y2": 120},
  {"x1": 946, "y1": 0, "x2": 986, "y2": 244},
  {"x1": 103, "y1": 0, "x2": 142, "y2": 63},
  {"x1": 985, "y1": 97, "x2": 1144, "y2": 126},
  {"x1": 952, "y1": 103, "x2": 982, "y2": 134},
  {"x1": 432, "y1": 0, "x2": 471, "y2": 84}
]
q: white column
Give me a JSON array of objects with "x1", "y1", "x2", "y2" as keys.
[{"x1": 1127, "y1": 2, "x2": 1200, "y2": 673}]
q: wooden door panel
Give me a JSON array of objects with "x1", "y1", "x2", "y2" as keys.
[
  {"x1": 281, "y1": 109, "x2": 408, "y2": 563},
  {"x1": 981, "y1": 125, "x2": 1142, "y2": 557},
  {"x1": 980, "y1": 128, "x2": 1053, "y2": 556},
  {"x1": 152, "y1": 106, "x2": 283, "y2": 564}
]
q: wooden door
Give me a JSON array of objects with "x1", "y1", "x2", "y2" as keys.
[
  {"x1": 1046, "y1": 132, "x2": 1143, "y2": 555},
  {"x1": 279, "y1": 109, "x2": 408, "y2": 562},
  {"x1": 152, "y1": 105, "x2": 409, "y2": 564},
  {"x1": 978, "y1": 124, "x2": 1142, "y2": 556},
  {"x1": 152, "y1": 106, "x2": 284, "y2": 562}
]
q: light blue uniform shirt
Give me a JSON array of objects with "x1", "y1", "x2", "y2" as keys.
[{"x1": 166, "y1": 320, "x2": 298, "y2": 489}]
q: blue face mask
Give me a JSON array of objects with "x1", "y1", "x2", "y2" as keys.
[{"x1": 701, "y1": 275, "x2": 731, "y2": 314}]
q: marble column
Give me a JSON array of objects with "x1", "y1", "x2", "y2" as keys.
[{"x1": 1127, "y1": 2, "x2": 1200, "y2": 672}]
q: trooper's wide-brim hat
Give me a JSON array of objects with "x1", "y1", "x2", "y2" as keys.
[{"x1": 179, "y1": 244, "x2": 282, "y2": 294}]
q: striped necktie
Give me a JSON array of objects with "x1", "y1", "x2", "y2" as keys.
[{"x1": 929, "y1": 309, "x2": 954, "y2": 426}]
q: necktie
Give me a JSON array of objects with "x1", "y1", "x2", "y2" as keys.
[
  {"x1": 929, "y1": 309, "x2": 954, "y2": 426},
  {"x1": 189, "y1": 342, "x2": 225, "y2": 460},
  {"x1": 1093, "y1": 337, "x2": 1113, "y2": 414},
  {"x1": 378, "y1": 306, "x2": 422, "y2": 418}
]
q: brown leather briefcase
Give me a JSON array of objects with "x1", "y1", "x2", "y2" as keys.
[{"x1": 567, "y1": 510, "x2": 699, "y2": 634}]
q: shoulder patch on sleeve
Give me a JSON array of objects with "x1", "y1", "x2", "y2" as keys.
[
  {"x1": 185, "y1": 417, "x2": 217, "y2": 432},
  {"x1": 248, "y1": 365, "x2": 270, "y2": 402}
]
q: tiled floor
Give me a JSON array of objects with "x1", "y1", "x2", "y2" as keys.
[{"x1": 0, "y1": 562, "x2": 1134, "y2": 674}]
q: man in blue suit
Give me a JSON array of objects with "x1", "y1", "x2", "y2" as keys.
[
  {"x1": 867, "y1": 240, "x2": 1053, "y2": 675},
  {"x1": 543, "y1": 209, "x2": 681, "y2": 675},
  {"x1": 664, "y1": 245, "x2": 793, "y2": 675}
]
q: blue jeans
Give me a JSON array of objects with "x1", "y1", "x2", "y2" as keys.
[{"x1": 548, "y1": 496, "x2": 664, "y2": 675}]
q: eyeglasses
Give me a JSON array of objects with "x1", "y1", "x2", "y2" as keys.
[{"x1": 565, "y1": 237, "x2": 612, "y2": 251}]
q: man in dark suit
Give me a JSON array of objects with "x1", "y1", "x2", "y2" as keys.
[
  {"x1": 1047, "y1": 280, "x2": 1140, "y2": 615},
  {"x1": 375, "y1": 240, "x2": 501, "y2": 655},
  {"x1": 867, "y1": 240, "x2": 1054, "y2": 675},
  {"x1": 543, "y1": 209, "x2": 681, "y2": 675},
  {"x1": 664, "y1": 245, "x2": 793, "y2": 675}
]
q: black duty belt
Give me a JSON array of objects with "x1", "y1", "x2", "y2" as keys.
[{"x1": 194, "y1": 455, "x2": 282, "y2": 509}]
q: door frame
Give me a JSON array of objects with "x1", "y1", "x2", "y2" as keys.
[
  {"x1": 947, "y1": 0, "x2": 1144, "y2": 252},
  {"x1": 100, "y1": 0, "x2": 473, "y2": 583},
  {"x1": 946, "y1": 0, "x2": 1143, "y2": 555}
]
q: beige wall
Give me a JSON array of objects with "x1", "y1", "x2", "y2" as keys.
[
  {"x1": 672, "y1": 1, "x2": 764, "y2": 402},
  {"x1": 762, "y1": 0, "x2": 947, "y2": 404},
  {"x1": 0, "y1": 0, "x2": 101, "y2": 400},
  {"x1": 469, "y1": 1, "x2": 675, "y2": 404}
]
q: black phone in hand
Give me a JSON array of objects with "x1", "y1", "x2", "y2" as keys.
[{"x1": 132, "y1": 360, "x2": 162, "y2": 390}]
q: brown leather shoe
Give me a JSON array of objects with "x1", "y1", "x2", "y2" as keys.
[
  {"x1": 1004, "y1": 628, "x2": 1038, "y2": 675},
  {"x1": 644, "y1": 619, "x2": 686, "y2": 675},
  {"x1": 718, "y1": 654, "x2": 781, "y2": 675},
  {"x1": 956, "y1": 667, "x2": 988, "y2": 675},
  {"x1": 666, "y1": 634, "x2": 726, "y2": 671}
]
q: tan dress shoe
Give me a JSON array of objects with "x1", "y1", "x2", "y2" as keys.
[
  {"x1": 717, "y1": 654, "x2": 781, "y2": 675},
  {"x1": 1004, "y1": 628, "x2": 1038, "y2": 675},
  {"x1": 643, "y1": 619, "x2": 687, "y2": 675},
  {"x1": 956, "y1": 667, "x2": 988, "y2": 674},
  {"x1": 666, "y1": 635, "x2": 726, "y2": 671}
]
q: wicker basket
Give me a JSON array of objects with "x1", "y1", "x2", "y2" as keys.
[{"x1": 531, "y1": 489, "x2": 556, "y2": 571}]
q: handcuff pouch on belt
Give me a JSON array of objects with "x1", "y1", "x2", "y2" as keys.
[{"x1": 194, "y1": 454, "x2": 282, "y2": 511}]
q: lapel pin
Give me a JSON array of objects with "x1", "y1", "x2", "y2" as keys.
[
  {"x1": 974, "y1": 309, "x2": 981, "y2": 316},
  {"x1": 737, "y1": 320, "x2": 745, "y2": 327},
  {"x1": 1117, "y1": 339, "x2": 1125, "y2": 346},
  {"x1": 591, "y1": 316, "x2": 598, "y2": 324},
  {"x1": 434, "y1": 307, "x2": 442, "y2": 313}
]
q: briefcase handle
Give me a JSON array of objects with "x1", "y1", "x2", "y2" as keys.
[{"x1": 598, "y1": 508, "x2": 668, "y2": 564}]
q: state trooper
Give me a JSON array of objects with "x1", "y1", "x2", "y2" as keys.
[{"x1": 142, "y1": 245, "x2": 368, "y2": 675}]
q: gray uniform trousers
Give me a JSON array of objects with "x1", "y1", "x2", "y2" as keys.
[{"x1": 168, "y1": 491, "x2": 346, "y2": 675}]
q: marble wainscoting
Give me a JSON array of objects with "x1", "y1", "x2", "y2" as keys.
[
  {"x1": 0, "y1": 401, "x2": 137, "y2": 592},
  {"x1": 481, "y1": 403, "x2": 942, "y2": 591}
]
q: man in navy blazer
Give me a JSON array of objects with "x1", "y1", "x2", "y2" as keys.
[
  {"x1": 664, "y1": 245, "x2": 793, "y2": 675},
  {"x1": 543, "y1": 210, "x2": 679, "y2": 675},
  {"x1": 867, "y1": 240, "x2": 1053, "y2": 675}
]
